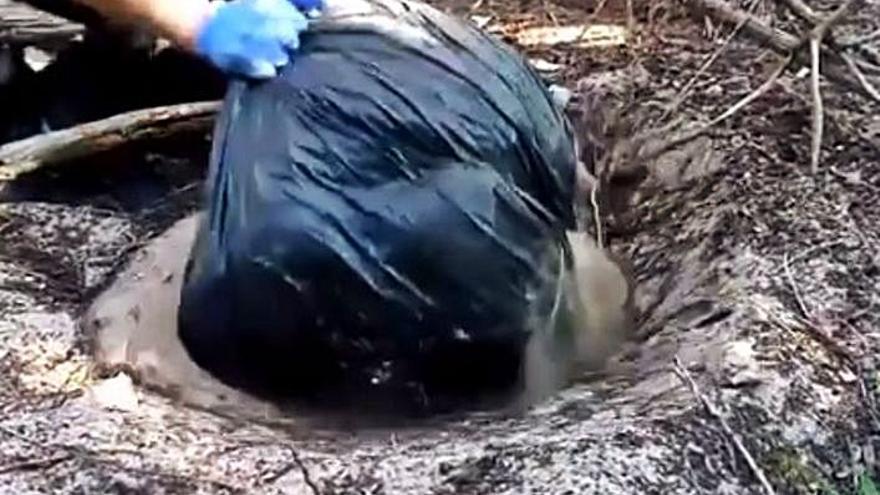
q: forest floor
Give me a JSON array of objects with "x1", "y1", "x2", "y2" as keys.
[{"x1": 1, "y1": 0, "x2": 879, "y2": 493}]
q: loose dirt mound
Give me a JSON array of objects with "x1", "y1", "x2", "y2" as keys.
[{"x1": 1, "y1": 1, "x2": 879, "y2": 493}]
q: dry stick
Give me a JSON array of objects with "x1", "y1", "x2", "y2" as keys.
[
  {"x1": 771, "y1": 250, "x2": 880, "y2": 432},
  {"x1": 772, "y1": 240, "x2": 847, "y2": 275},
  {"x1": 809, "y1": 36, "x2": 824, "y2": 174},
  {"x1": 590, "y1": 0, "x2": 609, "y2": 18},
  {"x1": 0, "y1": 453, "x2": 73, "y2": 475},
  {"x1": 777, "y1": 73, "x2": 880, "y2": 154},
  {"x1": 693, "y1": 0, "x2": 801, "y2": 52},
  {"x1": 571, "y1": 0, "x2": 611, "y2": 47},
  {"x1": 695, "y1": 0, "x2": 871, "y2": 173},
  {"x1": 645, "y1": 53, "x2": 794, "y2": 160},
  {"x1": 626, "y1": 0, "x2": 635, "y2": 32},
  {"x1": 691, "y1": 0, "x2": 878, "y2": 100},
  {"x1": 765, "y1": 306, "x2": 880, "y2": 428},
  {"x1": 661, "y1": 0, "x2": 762, "y2": 122},
  {"x1": 810, "y1": 0, "x2": 863, "y2": 41},
  {"x1": 0, "y1": 101, "x2": 221, "y2": 181},
  {"x1": 805, "y1": 0, "x2": 864, "y2": 173},
  {"x1": 854, "y1": 56, "x2": 880, "y2": 76},
  {"x1": 782, "y1": 252, "x2": 813, "y2": 320},
  {"x1": 842, "y1": 53, "x2": 880, "y2": 101},
  {"x1": 287, "y1": 447, "x2": 321, "y2": 495},
  {"x1": 590, "y1": 185, "x2": 603, "y2": 249},
  {"x1": 842, "y1": 27, "x2": 880, "y2": 47},
  {"x1": 673, "y1": 357, "x2": 778, "y2": 495}
]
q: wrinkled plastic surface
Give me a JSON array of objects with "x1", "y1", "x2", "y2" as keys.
[{"x1": 178, "y1": 0, "x2": 580, "y2": 403}]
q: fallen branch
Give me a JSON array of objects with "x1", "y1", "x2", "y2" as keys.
[
  {"x1": 673, "y1": 357, "x2": 777, "y2": 495},
  {"x1": 690, "y1": 0, "x2": 879, "y2": 101},
  {"x1": 0, "y1": 0, "x2": 85, "y2": 47},
  {"x1": 0, "y1": 101, "x2": 221, "y2": 181},
  {"x1": 690, "y1": 0, "x2": 800, "y2": 52},
  {"x1": 687, "y1": 0, "x2": 876, "y2": 174}
]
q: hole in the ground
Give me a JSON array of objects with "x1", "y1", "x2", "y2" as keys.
[
  {"x1": 2, "y1": 134, "x2": 657, "y2": 429},
  {"x1": 8, "y1": 91, "x2": 741, "y2": 434},
  {"x1": 83, "y1": 218, "x2": 640, "y2": 425},
  {"x1": 0, "y1": 35, "x2": 732, "y2": 430}
]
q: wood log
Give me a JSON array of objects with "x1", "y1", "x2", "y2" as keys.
[
  {"x1": 0, "y1": 0, "x2": 86, "y2": 47},
  {"x1": 0, "y1": 101, "x2": 221, "y2": 181}
]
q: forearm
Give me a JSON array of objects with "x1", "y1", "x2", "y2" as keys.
[
  {"x1": 71, "y1": 0, "x2": 212, "y2": 49},
  {"x1": 66, "y1": 0, "x2": 318, "y2": 79}
]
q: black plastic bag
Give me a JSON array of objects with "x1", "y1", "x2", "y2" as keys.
[{"x1": 178, "y1": 0, "x2": 580, "y2": 406}]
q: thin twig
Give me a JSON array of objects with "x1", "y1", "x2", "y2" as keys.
[
  {"x1": 0, "y1": 453, "x2": 72, "y2": 475},
  {"x1": 626, "y1": 0, "x2": 635, "y2": 32},
  {"x1": 842, "y1": 53, "x2": 880, "y2": 102},
  {"x1": 803, "y1": 0, "x2": 863, "y2": 174},
  {"x1": 782, "y1": 252, "x2": 812, "y2": 320},
  {"x1": 645, "y1": 53, "x2": 794, "y2": 160},
  {"x1": 662, "y1": 0, "x2": 762, "y2": 122},
  {"x1": 842, "y1": 27, "x2": 880, "y2": 47},
  {"x1": 673, "y1": 357, "x2": 777, "y2": 495},
  {"x1": 772, "y1": 240, "x2": 848, "y2": 275},
  {"x1": 810, "y1": 0, "x2": 863, "y2": 41},
  {"x1": 589, "y1": 0, "x2": 609, "y2": 19},
  {"x1": 776, "y1": 78, "x2": 880, "y2": 154},
  {"x1": 691, "y1": 0, "x2": 880, "y2": 101},
  {"x1": 809, "y1": 36, "x2": 824, "y2": 174},
  {"x1": 853, "y1": 57, "x2": 880, "y2": 76},
  {"x1": 590, "y1": 184, "x2": 603, "y2": 249},
  {"x1": 290, "y1": 447, "x2": 321, "y2": 495},
  {"x1": 763, "y1": 311, "x2": 873, "y2": 436}
]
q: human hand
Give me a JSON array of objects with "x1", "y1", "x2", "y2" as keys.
[{"x1": 194, "y1": 0, "x2": 323, "y2": 80}]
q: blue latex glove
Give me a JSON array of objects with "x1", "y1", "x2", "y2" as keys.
[{"x1": 195, "y1": 0, "x2": 323, "y2": 79}]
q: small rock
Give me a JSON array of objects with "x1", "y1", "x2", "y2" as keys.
[
  {"x1": 84, "y1": 372, "x2": 139, "y2": 412},
  {"x1": 470, "y1": 15, "x2": 492, "y2": 29},
  {"x1": 724, "y1": 340, "x2": 755, "y2": 368},
  {"x1": 839, "y1": 368, "x2": 858, "y2": 384},
  {"x1": 531, "y1": 58, "x2": 565, "y2": 73},
  {"x1": 548, "y1": 84, "x2": 573, "y2": 109},
  {"x1": 23, "y1": 47, "x2": 55, "y2": 72},
  {"x1": 719, "y1": 339, "x2": 765, "y2": 387}
]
